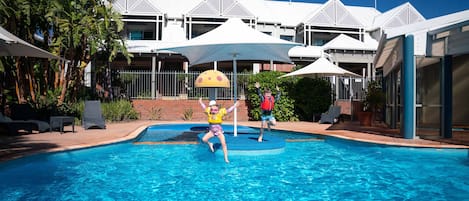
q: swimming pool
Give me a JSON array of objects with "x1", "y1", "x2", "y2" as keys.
[{"x1": 0, "y1": 124, "x2": 468, "y2": 200}]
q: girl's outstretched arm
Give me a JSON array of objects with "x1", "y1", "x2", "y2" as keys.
[
  {"x1": 227, "y1": 101, "x2": 240, "y2": 113},
  {"x1": 199, "y1": 97, "x2": 206, "y2": 109},
  {"x1": 255, "y1": 82, "x2": 264, "y2": 101}
]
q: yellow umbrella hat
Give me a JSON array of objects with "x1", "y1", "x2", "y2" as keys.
[{"x1": 195, "y1": 70, "x2": 230, "y2": 88}]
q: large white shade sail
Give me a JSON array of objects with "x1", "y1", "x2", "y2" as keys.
[
  {"x1": 158, "y1": 18, "x2": 301, "y2": 66},
  {"x1": 158, "y1": 18, "x2": 302, "y2": 136}
]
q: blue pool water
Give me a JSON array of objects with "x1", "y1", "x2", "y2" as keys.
[{"x1": 0, "y1": 125, "x2": 468, "y2": 200}]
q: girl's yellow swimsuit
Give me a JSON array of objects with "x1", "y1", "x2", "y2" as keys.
[{"x1": 205, "y1": 107, "x2": 227, "y2": 124}]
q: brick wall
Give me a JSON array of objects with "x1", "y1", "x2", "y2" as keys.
[
  {"x1": 335, "y1": 100, "x2": 363, "y2": 119},
  {"x1": 132, "y1": 99, "x2": 250, "y2": 121}
]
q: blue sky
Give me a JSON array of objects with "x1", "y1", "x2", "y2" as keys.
[{"x1": 276, "y1": 0, "x2": 469, "y2": 19}]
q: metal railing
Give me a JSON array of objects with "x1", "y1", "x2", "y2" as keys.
[
  {"x1": 116, "y1": 70, "x2": 367, "y2": 101},
  {"x1": 335, "y1": 77, "x2": 369, "y2": 101},
  {"x1": 116, "y1": 70, "x2": 250, "y2": 100}
]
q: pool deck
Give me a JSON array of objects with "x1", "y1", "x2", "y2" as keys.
[{"x1": 1, "y1": 120, "x2": 468, "y2": 162}]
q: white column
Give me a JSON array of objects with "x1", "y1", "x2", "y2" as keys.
[
  {"x1": 184, "y1": 62, "x2": 188, "y2": 97},
  {"x1": 233, "y1": 56, "x2": 238, "y2": 136},
  {"x1": 253, "y1": 63, "x2": 260, "y2": 74},
  {"x1": 210, "y1": 61, "x2": 217, "y2": 101},
  {"x1": 367, "y1": 63, "x2": 372, "y2": 80},
  {"x1": 362, "y1": 68, "x2": 366, "y2": 89},
  {"x1": 335, "y1": 61, "x2": 339, "y2": 103},
  {"x1": 151, "y1": 56, "x2": 156, "y2": 99},
  {"x1": 183, "y1": 62, "x2": 188, "y2": 72}
]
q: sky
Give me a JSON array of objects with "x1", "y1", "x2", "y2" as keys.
[{"x1": 276, "y1": 0, "x2": 469, "y2": 19}]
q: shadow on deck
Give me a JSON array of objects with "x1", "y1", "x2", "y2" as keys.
[{"x1": 327, "y1": 121, "x2": 469, "y2": 146}]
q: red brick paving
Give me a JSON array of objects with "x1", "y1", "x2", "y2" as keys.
[{"x1": 0, "y1": 120, "x2": 467, "y2": 162}]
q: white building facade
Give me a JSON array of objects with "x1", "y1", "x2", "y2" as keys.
[
  {"x1": 109, "y1": 0, "x2": 425, "y2": 76},
  {"x1": 102, "y1": 0, "x2": 437, "y2": 108}
]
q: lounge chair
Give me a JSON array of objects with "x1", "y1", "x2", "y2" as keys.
[
  {"x1": 0, "y1": 113, "x2": 36, "y2": 135},
  {"x1": 319, "y1": 105, "x2": 341, "y2": 124},
  {"x1": 9, "y1": 104, "x2": 50, "y2": 132},
  {"x1": 82, "y1": 100, "x2": 106, "y2": 129}
]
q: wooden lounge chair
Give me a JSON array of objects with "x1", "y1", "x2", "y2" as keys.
[
  {"x1": 82, "y1": 100, "x2": 106, "y2": 129},
  {"x1": 319, "y1": 105, "x2": 341, "y2": 124}
]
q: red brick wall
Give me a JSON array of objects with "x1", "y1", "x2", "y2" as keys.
[
  {"x1": 260, "y1": 64, "x2": 294, "y2": 72},
  {"x1": 335, "y1": 100, "x2": 363, "y2": 119},
  {"x1": 132, "y1": 99, "x2": 250, "y2": 121}
]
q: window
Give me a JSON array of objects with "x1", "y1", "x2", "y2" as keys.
[
  {"x1": 125, "y1": 21, "x2": 157, "y2": 40},
  {"x1": 143, "y1": 31, "x2": 154, "y2": 39},
  {"x1": 262, "y1": 32, "x2": 272, "y2": 36},
  {"x1": 129, "y1": 31, "x2": 143, "y2": 40},
  {"x1": 313, "y1": 39, "x2": 327, "y2": 46},
  {"x1": 128, "y1": 30, "x2": 155, "y2": 40},
  {"x1": 280, "y1": 35, "x2": 293, "y2": 42}
]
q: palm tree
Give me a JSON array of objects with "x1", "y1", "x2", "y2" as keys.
[
  {"x1": 49, "y1": 0, "x2": 131, "y2": 102},
  {"x1": 0, "y1": 0, "x2": 51, "y2": 103},
  {"x1": 0, "y1": 0, "x2": 131, "y2": 109}
]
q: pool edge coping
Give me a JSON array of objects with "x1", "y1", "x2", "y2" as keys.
[{"x1": 1, "y1": 121, "x2": 468, "y2": 163}]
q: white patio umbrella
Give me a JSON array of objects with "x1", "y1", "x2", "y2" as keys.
[
  {"x1": 279, "y1": 57, "x2": 360, "y2": 78},
  {"x1": 159, "y1": 18, "x2": 302, "y2": 136},
  {"x1": 0, "y1": 26, "x2": 60, "y2": 59},
  {"x1": 279, "y1": 57, "x2": 360, "y2": 120}
]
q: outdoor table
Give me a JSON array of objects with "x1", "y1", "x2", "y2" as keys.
[{"x1": 50, "y1": 116, "x2": 75, "y2": 133}]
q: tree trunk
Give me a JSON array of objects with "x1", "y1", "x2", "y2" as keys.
[
  {"x1": 14, "y1": 58, "x2": 26, "y2": 103},
  {"x1": 26, "y1": 60, "x2": 36, "y2": 102},
  {"x1": 58, "y1": 60, "x2": 68, "y2": 104}
]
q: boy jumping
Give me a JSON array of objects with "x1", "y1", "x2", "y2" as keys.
[{"x1": 255, "y1": 82, "x2": 280, "y2": 142}]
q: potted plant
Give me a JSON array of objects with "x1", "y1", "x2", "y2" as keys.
[{"x1": 358, "y1": 80, "x2": 385, "y2": 126}]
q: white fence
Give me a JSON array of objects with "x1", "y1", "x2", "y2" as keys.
[
  {"x1": 116, "y1": 70, "x2": 250, "y2": 100},
  {"x1": 116, "y1": 70, "x2": 367, "y2": 101},
  {"x1": 334, "y1": 77, "x2": 370, "y2": 101}
]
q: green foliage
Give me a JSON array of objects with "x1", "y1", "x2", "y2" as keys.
[
  {"x1": 245, "y1": 71, "x2": 333, "y2": 122},
  {"x1": 183, "y1": 108, "x2": 193, "y2": 121},
  {"x1": 137, "y1": 90, "x2": 152, "y2": 98},
  {"x1": 33, "y1": 88, "x2": 79, "y2": 119},
  {"x1": 291, "y1": 78, "x2": 332, "y2": 121},
  {"x1": 246, "y1": 71, "x2": 298, "y2": 121},
  {"x1": 149, "y1": 107, "x2": 162, "y2": 120},
  {"x1": 363, "y1": 80, "x2": 385, "y2": 112},
  {"x1": 100, "y1": 100, "x2": 139, "y2": 122},
  {"x1": 74, "y1": 100, "x2": 139, "y2": 123},
  {"x1": 0, "y1": 0, "x2": 132, "y2": 107},
  {"x1": 118, "y1": 73, "x2": 138, "y2": 85}
]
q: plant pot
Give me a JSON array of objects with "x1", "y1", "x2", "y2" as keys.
[{"x1": 357, "y1": 111, "x2": 372, "y2": 126}]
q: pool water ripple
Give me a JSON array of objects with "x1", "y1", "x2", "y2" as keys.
[{"x1": 0, "y1": 128, "x2": 468, "y2": 200}]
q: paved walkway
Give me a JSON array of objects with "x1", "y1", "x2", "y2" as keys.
[{"x1": 1, "y1": 120, "x2": 468, "y2": 162}]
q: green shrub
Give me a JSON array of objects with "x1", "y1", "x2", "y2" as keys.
[
  {"x1": 101, "y1": 100, "x2": 139, "y2": 122},
  {"x1": 32, "y1": 88, "x2": 80, "y2": 122},
  {"x1": 183, "y1": 108, "x2": 193, "y2": 121},
  {"x1": 148, "y1": 106, "x2": 163, "y2": 120},
  {"x1": 245, "y1": 71, "x2": 332, "y2": 122},
  {"x1": 246, "y1": 71, "x2": 298, "y2": 121},
  {"x1": 291, "y1": 78, "x2": 332, "y2": 121}
]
